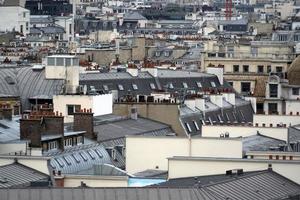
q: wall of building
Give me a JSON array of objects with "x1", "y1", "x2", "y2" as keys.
[
  {"x1": 113, "y1": 103, "x2": 185, "y2": 136},
  {"x1": 167, "y1": 157, "x2": 300, "y2": 184},
  {"x1": 246, "y1": 151, "x2": 300, "y2": 160},
  {"x1": 201, "y1": 125, "x2": 288, "y2": 141},
  {"x1": 253, "y1": 114, "x2": 300, "y2": 126},
  {"x1": 53, "y1": 94, "x2": 112, "y2": 123},
  {"x1": 126, "y1": 136, "x2": 242, "y2": 174},
  {"x1": 63, "y1": 175, "x2": 128, "y2": 187},
  {"x1": 0, "y1": 6, "x2": 30, "y2": 35}
]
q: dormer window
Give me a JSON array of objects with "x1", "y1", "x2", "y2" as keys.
[
  {"x1": 132, "y1": 84, "x2": 138, "y2": 90},
  {"x1": 210, "y1": 81, "x2": 216, "y2": 87},
  {"x1": 103, "y1": 85, "x2": 109, "y2": 91},
  {"x1": 118, "y1": 84, "x2": 124, "y2": 91},
  {"x1": 196, "y1": 82, "x2": 202, "y2": 88},
  {"x1": 150, "y1": 83, "x2": 156, "y2": 90},
  {"x1": 164, "y1": 51, "x2": 170, "y2": 57},
  {"x1": 169, "y1": 83, "x2": 174, "y2": 89},
  {"x1": 185, "y1": 122, "x2": 192, "y2": 133},
  {"x1": 182, "y1": 82, "x2": 188, "y2": 88},
  {"x1": 193, "y1": 121, "x2": 199, "y2": 131},
  {"x1": 155, "y1": 51, "x2": 160, "y2": 57}
]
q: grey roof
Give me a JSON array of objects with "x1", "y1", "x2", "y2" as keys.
[
  {"x1": 0, "y1": 66, "x2": 64, "y2": 110},
  {"x1": 155, "y1": 170, "x2": 300, "y2": 200},
  {"x1": 0, "y1": 188, "x2": 222, "y2": 200},
  {"x1": 47, "y1": 143, "x2": 113, "y2": 174},
  {"x1": 0, "y1": 118, "x2": 20, "y2": 143},
  {"x1": 95, "y1": 117, "x2": 173, "y2": 142},
  {"x1": 0, "y1": 162, "x2": 49, "y2": 188},
  {"x1": 30, "y1": 15, "x2": 54, "y2": 24},
  {"x1": 218, "y1": 18, "x2": 248, "y2": 25},
  {"x1": 124, "y1": 12, "x2": 147, "y2": 21},
  {"x1": 134, "y1": 169, "x2": 168, "y2": 178},
  {"x1": 75, "y1": 163, "x2": 128, "y2": 176},
  {"x1": 242, "y1": 134, "x2": 286, "y2": 152},
  {"x1": 204, "y1": 170, "x2": 300, "y2": 200}
]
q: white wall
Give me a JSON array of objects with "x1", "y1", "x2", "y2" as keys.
[
  {"x1": 0, "y1": 156, "x2": 50, "y2": 175},
  {"x1": 126, "y1": 136, "x2": 242, "y2": 174},
  {"x1": 168, "y1": 157, "x2": 300, "y2": 184},
  {"x1": 0, "y1": 6, "x2": 30, "y2": 35},
  {"x1": 53, "y1": 94, "x2": 113, "y2": 123},
  {"x1": 254, "y1": 114, "x2": 300, "y2": 126},
  {"x1": 63, "y1": 175, "x2": 128, "y2": 187},
  {"x1": 0, "y1": 142, "x2": 27, "y2": 155},
  {"x1": 202, "y1": 125, "x2": 288, "y2": 141}
]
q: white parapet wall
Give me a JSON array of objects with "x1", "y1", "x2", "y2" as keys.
[
  {"x1": 125, "y1": 136, "x2": 243, "y2": 174},
  {"x1": 253, "y1": 114, "x2": 300, "y2": 126},
  {"x1": 167, "y1": 157, "x2": 300, "y2": 184},
  {"x1": 201, "y1": 125, "x2": 288, "y2": 141},
  {"x1": 53, "y1": 93, "x2": 113, "y2": 123}
]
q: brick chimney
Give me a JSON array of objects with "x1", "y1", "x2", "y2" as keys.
[
  {"x1": 53, "y1": 170, "x2": 64, "y2": 187},
  {"x1": 20, "y1": 118, "x2": 42, "y2": 147},
  {"x1": 0, "y1": 104, "x2": 13, "y2": 120},
  {"x1": 73, "y1": 108, "x2": 95, "y2": 139}
]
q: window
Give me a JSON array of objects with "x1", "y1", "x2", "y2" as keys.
[
  {"x1": 185, "y1": 123, "x2": 192, "y2": 133},
  {"x1": 267, "y1": 65, "x2": 272, "y2": 73},
  {"x1": 132, "y1": 84, "x2": 138, "y2": 90},
  {"x1": 269, "y1": 155, "x2": 273, "y2": 160},
  {"x1": 65, "y1": 58, "x2": 71, "y2": 66},
  {"x1": 210, "y1": 82, "x2": 216, "y2": 87},
  {"x1": 241, "y1": 82, "x2": 251, "y2": 93},
  {"x1": 257, "y1": 65, "x2": 264, "y2": 73},
  {"x1": 196, "y1": 82, "x2": 202, "y2": 88},
  {"x1": 20, "y1": 25, "x2": 23, "y2": 33},
  {"x1": 48, "y1": 141, "x2": 58, "y2": 150},
  {"x1": 269, "y1": 84, "x2": 278, "y2": 98},
  {"x1": 283, "y1": 156, "x2": 286, "y2": 160},
  {"x1": 169, "y1": 83, "x2": 174, "y2": 89},
  {"x1": 67, "y1": 105, "x2": 81, "y2": 115},
  {"x1": 292, "y1": 88, "x2": 299, "y2": 95},
  {"x1": 150, "y1": 83, "x2": 156, "y2": 90},
  {"x1": 23, "y1": 12, "x2": 26, "y2": 18},
  {"x1": 193, "y1": 121, "x2": 199, "y2": 131},
  {"x1": 77, "y1": 136, "x2": 83, "y2": 145},
  {"x1": 276, "y1": 66, "x2": 283, "y2": 73},
  {"x1": 64, "y1": 138, "x2": 72, "y2": 147},
  {"x1": 155, "y1": 51, "x2": 160, "y2": 57},
  {"x1": 243, "y1": 65, "x2": 249, "y2": 73},
  {"x1": 268, "y1": 103, "x2": 278, "y2": 114},
  {"x1": 228, "y1": 82, "x2": 233, "y2": 86},
  {"x1": 182, "y1": 82, "x2": 188, "y2": 88},
  {"x1": 103, "y1": 85, "x2": 109, "y2": 91},
  {"x1": 26, "y1": 22, "x2": 29, "y2": 31},
  {"x1": 164, "y1": 51, "x2": 170, "y2": 57},
  {"x1": 118, "y1": 84, "x2": 124, "y2": 91},
  {"x1": 275, "y1": 155, "x2": 279, "y2": 160},
  {"x1": 233, "y1": 65, "x2": 239, "y2": 73}
]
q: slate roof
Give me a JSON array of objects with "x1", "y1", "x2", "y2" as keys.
[
  {"x1": 242, "y1": 134, "x2": 286, "y2": 152},
  {"x1": 154, "y1": 170, "x2": 300, "y2": 200},
  {"x1": 0, "y1": 117, "x2": 20, "y2": 143},
  {"x1": 0, "y1": 162, "x2": 49, "y2": 188},
  {"x1": 124, "y1": 12, "x2": 147, "y2": 21},
  {"x1": 0, "y1": 66, "x2": 64, "y2": 111},
  {"x1": 46, "y1": 143, "x2": 113, "y2": 174},
  {"x1": 0, "y1": 188, "x2": 223, "y2": 200},
  {"x1": 95, "y1": 117, "x2": 173, "y2": 142}
]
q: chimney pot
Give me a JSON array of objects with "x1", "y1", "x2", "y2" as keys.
[{"x1": 58, "y1": 170, "x2": 61, "y2": 176}]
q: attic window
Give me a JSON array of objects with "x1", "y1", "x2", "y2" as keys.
[
  {"x1": 193, "y1": 121, "x2": 200, "y2": 131},
  {"x1": 169, "y1": 83, "x2": 174, "y2": 89},
  {"x1": 182, "y1": 82, "x2": 188, "y2": 88},
  {"x1": 155, "y1": 51, "x2": 160, "y2": 57},
  {"x1": 118, "y1": 84, "x2": 124, "y2": 91},
  {"x1": 210, "y1": 81, "x2": 216, "y2": 87},
  {"x1": 185, "y1": 123, "x2": 192, "y2": 133},
  {"x1": 103, "y1": 85, "x2": 109, "y2": 91},
  {"x1": 150, "y1": 83, "x2": 156, "y2": 90},
  {"x1": 196, "y1": 82, "x2": 202, "y2": 88},
  {"x1": 164, "y1": 51, "x2": 170, "y2": 57},
  {"x1": 132, "y1": 84, "x2": 138, "y2": 90},
  {"x1": 5, "y1": 76, "x2": 15, "y2": 85},
  {"x1": 94, "y1": 149, "x2": 103, "y2": 158}
]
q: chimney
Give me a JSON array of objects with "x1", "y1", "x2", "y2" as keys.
[
  {"x1": 222, "y1": 93, "x2": 235, "y2": 105},
  {"x1": 195, "y1": 98, "x2": 206, "y2": 111},
  {"x1": 53, "y1": 170, "x2": 64, "y2": 187},
  {"x1": 130, "y1": 107, "x2": 138, "y2": 120},
  {"x1": 1, "y1": 106, "x2": 13, "y2": 120},
  {"x1": 20, "y1": 118, "x2": 42, "y2": 147},
  {"x1": 210, "y1": 95, "x2": 223, "y2": 108},
  {"x1": 73, "y1": 108, "x2": 95, "y2": 139},
  {"x1": 185, "y1": 99, "x2": 196, "y2": 111}
]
